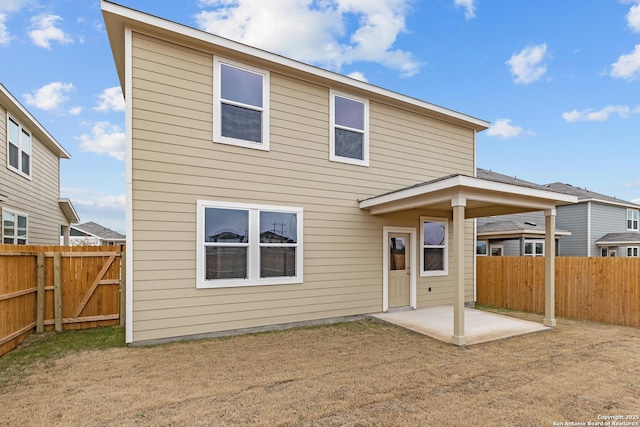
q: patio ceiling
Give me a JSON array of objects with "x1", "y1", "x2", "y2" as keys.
[{"x1": 359, "y1": 174, "x2": 578, "y2": 218}]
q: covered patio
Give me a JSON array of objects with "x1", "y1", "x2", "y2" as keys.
[{"x1": 359, "y1": 173, "x2": 577, "y2": 346}]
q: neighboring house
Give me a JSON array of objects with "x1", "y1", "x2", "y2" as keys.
[
  {"x1": 476, "y1": 169, "x2": 571, "y2": 257},
  {"x1": 545, "y1": 182, "x2": 640, "y2": 258},
  {"x1": 475, "y1": 169, "x2": 640, "y2": 258},
  {"x1": 0, "y1": 83, "x2": 79, "y2": 246},
  {"x1": 102, "y1": 1, "x2": 576, "y2": 346},
  {"x1": 60, "y1": 221, "x2": 126, "y2": 246}
]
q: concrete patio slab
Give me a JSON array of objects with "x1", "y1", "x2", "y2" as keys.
[{"x1": 371, "y1": 305, "x2": 551, "y2": 345}]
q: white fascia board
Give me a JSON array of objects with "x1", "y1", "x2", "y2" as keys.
[
  {"x1": 100, "y1": 0, "x2": 489, "y2": 131},
  {"x1": 0, "y1": 84, "x2": 70, "y2": 159},
  {"x1": 578, "y1": 198, "x2": 640, "y2": 210},
  {"x1": 360, "y1": 175, "x2": 578, "y2": 210},
  {"x1": 596, "y1": 240, "x2": 640, "y2": 246}
]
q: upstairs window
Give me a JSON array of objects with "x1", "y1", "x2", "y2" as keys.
[
  {"x1": 330, "y1": 90, "x2": 369, "y2": 167},
  {"x1": 420, "y1": 217, "x2": 448, "y2": 276},
  {"x1": 2, "y1": 209, "x2": 27, "y2": 245},
  {"x1": 627, "y1": 209, "x2": 639, "y2": 231},
  {"x1": 214, "y1": 57, "x2": 270, "y2": 150},
  {"x1": 7, "y1": 116, "x2": 31, "y2": 179}
]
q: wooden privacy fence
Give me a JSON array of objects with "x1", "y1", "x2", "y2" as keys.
[
  {"x1": 477, "y1": 257, "x2": 640, "y2": 327},
  {"x1": 0, "y1": 244, "x2": 125, "y2": 357}
]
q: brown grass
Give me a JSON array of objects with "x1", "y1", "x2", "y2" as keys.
[{"x1": 1, "y1": 310, "x2": 639, "y2": 426}]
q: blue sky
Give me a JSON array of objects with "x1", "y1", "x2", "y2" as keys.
[{"x1": 1, "y1": 0, "x2": 639, "y2": 233}]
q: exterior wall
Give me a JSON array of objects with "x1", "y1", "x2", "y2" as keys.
[
  {"x1": 129, "y1": 32, "x2": 476, "y2": 342},
  {"x1": 590, "y1": 202, "x2": 628, "y2": 256},
  {"x1": 556, "y1": 204, "x2": 588, "y2": 256},
  {"x1": 0, "y1": 103, "x2": 68, "y2": 245}
]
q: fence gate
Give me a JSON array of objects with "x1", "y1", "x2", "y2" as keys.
[{"x1": 0, "y1": 245, "x2": 125, "y2": 357}]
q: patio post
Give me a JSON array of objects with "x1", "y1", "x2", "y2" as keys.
[
  {"x1": 544, "y1": 208, "x2": 556, "y2": 327},
  {"x1": 451, "y1": 197, "x2": 467, "y2": 346}
]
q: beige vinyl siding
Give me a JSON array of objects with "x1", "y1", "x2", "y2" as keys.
[
  {"x1": 0, "y1": 104, "x2": 67, "y2": 245},
  {"x1": 130, "y1": 32, "x2": 476, "y2": 342}
]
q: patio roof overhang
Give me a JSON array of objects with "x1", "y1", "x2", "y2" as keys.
[
  {"x1": 359, "y1": 174, "x2": 578, "y2": 346},
  {"x1": 359, "y1": 174, "x2": 578, "y2": 218}
]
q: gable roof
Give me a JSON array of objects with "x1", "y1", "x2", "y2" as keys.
[
  {"x1": 0, "y1": 83, "x2": 70, "y2": 159},
  {"x1": 72, "y1": 222, "x2": 125, "y2": 241},
  {"x1": 101, "y1": 0, "x2": 490, "y2": 132},
  {"x1": 544, "y1": 182, "x2": 640, "y2": 209}
]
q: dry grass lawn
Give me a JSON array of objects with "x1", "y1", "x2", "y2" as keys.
[{"x1": 1, "y1": 309, "x2": 639, "y2": 426}]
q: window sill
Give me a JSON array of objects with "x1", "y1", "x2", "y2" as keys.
[
  {"x1": 7, "y1": 165, "x2": 32, "y2": 180},
  {"x1": 197, "y1": 276, "x2": 303, "y2": 289},
  {"x1": 329, "y1": 155, "x2": 369, "y2": 167},
  {"x1": 420, "y1": 271, "x2": 448, "y2": 277}
]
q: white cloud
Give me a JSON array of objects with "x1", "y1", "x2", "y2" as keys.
[
  {"x1": 611, "y1": 44, "x2": 640, "y2": 80},
  {"x1": 94, "y1": 86, "x2": 125, "y2": 112},
  {"x1": 0, "y1": 13, "x2": 12, "y2": 45},
  {"x1": 194, "y1": 0, "x2": 420, "y2": 77},
  {"x1": 347, "y1": 71, "x2": 368, "y2": 82},
  {"x1": 627, "y1": 1, "x2": 640, "y2": 32},
  {"x1": 0, "y1": 0, "x2": 35, "y2": 13},
  {"x1": 69, "y1": 106, "x2": 82, "y2": 115},
  {"x1": 28, "y1": 14, "x2": 73, "y2": 49},
  {"x1": 506, "y1": 43, "x2": 549, "y2": 84},
  {"x1": 76, "y1": 122, "x2": 126, "y2": 161},
  {"x1": 486, "y1": 118, "x2": 523, "y2": 139},
  {"x1": 454, "y1": 0, "x2": 476, "y2": 19},
  {"x1": 23, "y1": 82, "x2": 74, "y2": 111},
  {"x1": 561, "y1": 105, "x2": 637, "y2": 122},
  {"x1": 61, "y1": 189, "x2": 126, "y2": 233}
]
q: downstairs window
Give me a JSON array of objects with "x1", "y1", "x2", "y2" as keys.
[{"x1": 197, "y1": 201, "x2": 303, "y2": 288}]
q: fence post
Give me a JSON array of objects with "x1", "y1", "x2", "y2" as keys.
[
  {"x1": 119, "y1": 250, "x2": 126, "y2": 327},
  {"x1": 36, "y1": 252, "x2": 45, "y2": 333},
  {"x1": 54, "y1": 252, "x2": 63, "y2": 332}
]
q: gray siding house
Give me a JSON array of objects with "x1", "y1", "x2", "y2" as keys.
[
  {"x1": 476, "y1": 170, "x2": 640, "y2": 258},
  {"x1": 475, "y1": 169, "x2": 570, "y2": 256},
  {"x1": 547, "y1": 183, "x2": 640, "y2": 257},
  {"x1": 0, "y1": 83, "x2": 79, "y2": 245}
]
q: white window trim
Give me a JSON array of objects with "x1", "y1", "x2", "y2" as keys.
[
  {"x1": 524, "y1": 240, "x2": 545, "y2": 257},
  {"x1": 2, "y1": 207, "x2": 28, "y2": 245},
  {"x1": 420, "y1": 216, "x2": 448, "y2": 277},
  {"x1": 627, "y1": 246, "x2": 639, "y2": 257},
  {"x1": 329, "y1": 89, "x2": 369, "y2": 167},
  {"x1": 196, "y1": 200, "x2": 303, "y2": 288},
  {"x1": 6, "y1": 114, "x2": 32, "y2": 180},
  {"x1": 627, "y1": 209, "x2": 639, "y2": 231},
  {"x1": 213, "y1": 56, "x2": 270, "y2": 151}
]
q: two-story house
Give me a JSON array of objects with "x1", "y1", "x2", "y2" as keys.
[
  {"x1": 545, "y1": 183, "x2": 640, "y2": 258},
  {"x1": 0, "y1": 83, "x2": 79, "y2": 246},
  {"x1": 476, "y1": 169, "x2": 640, "y2": 258},
  {"x1": 102, "y1": 1, "x2": 576, "y2": 346}
]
